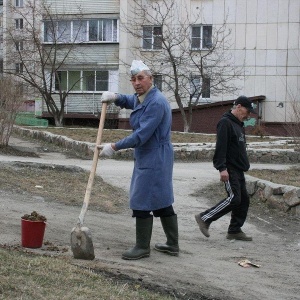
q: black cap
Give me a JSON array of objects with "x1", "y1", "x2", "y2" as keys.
[{"x1": 234, "y1": 96, "x2": 257, "y2": 114}]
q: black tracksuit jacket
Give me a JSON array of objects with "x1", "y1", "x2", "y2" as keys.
[{"x1": 213, "y1": 111, "x2": 250, "y2": 173}]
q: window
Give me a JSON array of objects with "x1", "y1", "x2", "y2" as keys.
[
  {"x1": 82, "y1": 71, "x2": 95, "y2": 90},
  {"x1": 57, "y1": 21, "x2": 71, "y2": 43},
  {"x1": 201, "y1": 77, "x2": 210, "y2": 98},
  {"x1": 15, "y1": 0, "x2": 23, "y2": 7},
  {"x1": 190, "y1": 75, "x2": 210, "y2": 99},
  {"x1": 44, "y1": 19, "x2": 118, "y2": 43},
  {"x1": 142, "y1": 26, "x2": 162, "y2": 50},
  {"x1": 55, "y1": 70, "x2": 109, "y2": 92},
  {"x1": 153, "y1": 74, "x2": 162, "y2": 91},
  {"x1": 73, "y1": 20, "x2": 88, "y2": 42},
  {"x1": 55, "y1": 71, "x2": 68, "y2": 90},
  {"x1": 68, "y1": 71, "x2": 81, "y2": 91},
  {"x1": 191, "y1": 25, "x2": 212, "y2": 50},
  {"x1": 102, "y1": 19, "x2": 118, "y2": 42},
  {"x1": 15, "y1": 40, "x2": 23, "y2": 51},
  {"x1": 95, "y1": 71, "x2": 109, "y2": 91},
  {"x1": 88, "y1": 20, "x2": 98, "y2": 41},
  {"x1": 89, "y1": 19, "x2": 118, "y2": 42},
  {"x1": 15, "y1": 19, "x2": 23, "y2": 29},
  {"x1": 15, "y1": 63, "x2": 23, "y2": 74},
  {"x1": 44, "y1": 20, "x2": 71, "y2": 43},
  {"x1": 44, "y1": 21, "x2": 55, "y2": 42}
]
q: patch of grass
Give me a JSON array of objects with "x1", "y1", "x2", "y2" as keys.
[
  {"x1": 0, "y1": 162, "x2": 127, "y2": 214},
  {"x1": 247, "y1": 167, "x2": 300, "y2": 187},
  {"x1": 0, "y1": 145, "x2": 39, "y2": 157},
  {"x1": 0, "y1": 248, "x2": 171, "y2": 300}
]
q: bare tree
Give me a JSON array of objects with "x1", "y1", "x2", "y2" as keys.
[
  {"x1": 3, "y1": 0, "x2": 84, "y2": 126},
  {"x1": 284, "y1": 86, "x2": 300, "y2": 149},
  {"x1": 121, "y1": 0, "x2": 244, "y2": 132},
  {"x1": 0, "y1": 76, "x2": 24, "y2": 146}
]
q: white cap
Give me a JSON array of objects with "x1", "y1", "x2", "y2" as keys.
[{"x1": 130, "y1": 60, "x2": 150, "y2": 75}]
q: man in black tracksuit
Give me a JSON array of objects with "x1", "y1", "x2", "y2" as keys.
[{"x1": 195, "y1": 96, "x2": 257, "y2": 241}]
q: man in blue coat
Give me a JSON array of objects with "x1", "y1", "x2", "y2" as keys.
[{"x1": 99, "y1": 60, "x2": 179, "y2": 260}]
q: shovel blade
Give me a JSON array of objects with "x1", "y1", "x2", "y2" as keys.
[{"x1": 71, "y1": 226, "x2": 95, "y2": 260}]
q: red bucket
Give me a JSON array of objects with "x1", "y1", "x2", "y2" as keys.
[{"x1": 21, "y1": 219, "x2": 46, "y2": 248}]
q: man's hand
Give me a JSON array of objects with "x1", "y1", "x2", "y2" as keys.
[
  {"x1": 219, "y1": 170, "x2": 229, "y2": 182},
  {"x1": 98, "y1": 144, "x2": 115, "y2": 157},
  {"x1": 101, "y1": 91, "x2": 117, "y2": 104}
]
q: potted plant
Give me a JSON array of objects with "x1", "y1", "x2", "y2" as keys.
[{"x1": 21, "y1": 211, "x2": 47, "y2": 248}]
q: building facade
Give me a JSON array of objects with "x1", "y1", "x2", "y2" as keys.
[
  {"x1": 0, "y1": 0, "x2": 3, "y2": 72},
  {"x1": 1, "y1": 0, "x2": 299, "y2": 134},
  {"x1": 1, "y1": 0, "x2": 121, "y2": 124}
]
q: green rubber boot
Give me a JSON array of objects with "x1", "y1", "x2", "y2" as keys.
[
  {"x1": 122, "y1": 217, "x2": 153, "y2": 260},
  {"x1": 154, "y1": 214, "x2": 179, "y2": 256}
]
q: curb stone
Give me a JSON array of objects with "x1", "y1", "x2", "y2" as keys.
[
  {"x1": 13, "y1": 126, "x2": 300, "y2": 163},
  {"x1": 246, "y1": 175, "x2": 300, "y2": 216}
]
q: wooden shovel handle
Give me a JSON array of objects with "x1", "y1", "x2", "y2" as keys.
[{"x1": 77, "y1": 102, "x2": 108, "y2": 226}]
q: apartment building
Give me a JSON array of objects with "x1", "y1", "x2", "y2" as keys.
[
  {"x1": 1, "y1": 0, "x2": 121, "y2": 125},
  {"x1": 0, "y1": 0, "x2": 3, "y2": 72},
  {"x1": 1, "y1": 0, "x2": 299, "y2": 134},
  {"x1": 120, "y1": 0, "x2": 300, "y2": 134}
]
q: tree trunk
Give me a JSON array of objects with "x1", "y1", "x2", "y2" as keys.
[
  {"x1": 53, "y1": 115, "x2": 64, "y2": 127},
  {"x1": 178, "y1": 106, "x2": 190, "y2": 132}
]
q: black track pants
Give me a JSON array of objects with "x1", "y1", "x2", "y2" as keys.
[{"x1": 201, "y1": 168, "x2": 249, "y2": 233}]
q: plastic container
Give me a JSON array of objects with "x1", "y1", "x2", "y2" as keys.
[{"x1": 21, "y1": 219, "x2": 46, "y2": 248}]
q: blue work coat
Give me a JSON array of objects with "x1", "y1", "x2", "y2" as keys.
[{"x1": 115, "y1": 87, "x2": 174, "y2": 211}]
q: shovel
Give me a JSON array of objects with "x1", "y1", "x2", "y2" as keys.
[{"x1": 71, "y1": 102, "x2": 108, "y2": 260}]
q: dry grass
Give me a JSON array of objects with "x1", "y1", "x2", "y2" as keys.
[
  {"x1": 247, "y1": 167, "x2": 300, "y2": 187},
  {"x1": 0, "y1": 162, "x2": 127, "y2": 214},
  {"x1": 0, "y1": 248, "x2": 171, "y2": 300}
]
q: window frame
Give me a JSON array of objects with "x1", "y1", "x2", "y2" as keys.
[
  {"x1": 43, "y1": 19, "x2": 119, "y2": 44},
  {"x1": 15, "y1": 18, "x2": 23, "y2": 29},
  {"x1": 15, "y1": 63, "x2": 23, "y2": 74},
  {"x1": 15, "y1": 40, "x2": 24, "y2": 51},
  {"x1": 191, "y1": 25, "x2": 212, "y2": 50},
  {"x1": 153, "y1": 74, "x2": 162, "y2": 91},
  {"x1": 54, "y1": 70, "x2": 110, "y2": 93},
  {"x1": 142, "y1": 25, "x2": 162, "y2": 50},
  {"x1": 15, "y1": 0, "x2": 23, "y2": 7},
  {"x1": 190, "y1": 75, "x2": 211, "y2": 100}
]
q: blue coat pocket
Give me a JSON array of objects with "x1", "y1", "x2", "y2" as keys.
[{"x1": 135, "y1": 148, "x2": 157, "y2": 169}]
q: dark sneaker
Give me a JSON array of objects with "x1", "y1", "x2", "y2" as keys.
[
  {"x1": 195, "y1": 214, "x2": 210, "y2": 237},
  {"x1": 226, "y1": 232, "x2": 252, "y2": 241}
]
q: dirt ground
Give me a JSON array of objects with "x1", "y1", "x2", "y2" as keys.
[{"x1": 0, "y1": 136, "x2": 300, "y2": 300}]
